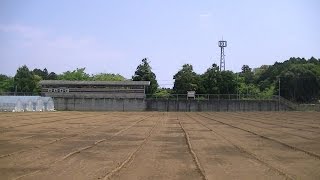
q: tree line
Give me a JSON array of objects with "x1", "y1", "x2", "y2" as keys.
[
  {"x1": 170, "y1": 57, "x2": 320, "y2": 103},
  {"x1": 1, "y1": 57, "x2": 320, "y2": 103},
  {"x1": 0, "y1": 66, "x2": 126, "y2": 94}
]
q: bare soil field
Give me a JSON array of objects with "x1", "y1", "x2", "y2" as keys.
[{"x1": 0, "y1": 111, "x2": 319, "y2": 180}]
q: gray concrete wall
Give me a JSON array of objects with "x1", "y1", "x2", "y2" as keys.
[
  {"x1": 296, "y1": 104, "x2": 320, "y2": 112},
  {"x1": 145, "y1": 99, "x2": 287, "y2": 112},
  {"x1": 53, "y1": 97, "x2": 291, "y2": 111},
  {"x1": 54, "y1": 98, "x2": 146, "y2": 111}
]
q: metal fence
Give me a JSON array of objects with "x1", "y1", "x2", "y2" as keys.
[
  {"x1": 146, "y1": 94, "x2": 274, "y2": 100},
  {"x1": 0, "y1": 92, "x2": 41, "y2": 96},
  {"x1": 1, "y1": 92, "x2": 273, "y2": 100}
]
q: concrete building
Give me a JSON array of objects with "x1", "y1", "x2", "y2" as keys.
[{"x1": 39, "y1": 80, "x2": 150, "y2": 99}]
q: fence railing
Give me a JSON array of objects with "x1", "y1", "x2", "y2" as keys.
[
  {"x1": 0, "y1": 92, "x2": 41, "y2": 96},
  {"x1": 146, "y1": 94, "x2": 274, "y2": 100},
  {"x1": 0, "y1": 92, "x2": 274, "y2": 101}
]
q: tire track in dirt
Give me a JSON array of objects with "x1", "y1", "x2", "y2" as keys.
[
  {"x1": 207, "y1": 112, "x2": 320, "y2": 155},
  {"x1": 62, "y1": 115, "x2": 154, "y2": 160},
  {"x1": 199, "y1": 113, "x2": 320, "y2": 160},
  {"x1": 0, "y1": 126, "x2": 75, "y2": 144},
  {"x1": 0, "y1": 123, "x2": 111, "y2": 158},
  {"x1": 0, "y1": 112, "x2": 92, "y2": 128},
  {"x1": 104, "y1": 113, "x2": 204, "y2": 180},
  {"x1": 211, "y1": 113, "x2": 318, "y2": 141},
  {"x1": 100, "y1": 115, "x2": 161, "y2": 180},
  {"x1": 0, "y1": 113, "x2": 127, "y2": 144},
  {"x1": 0, "y1": 112, "x2": 68, "y2": 120},
  {"x1": 177, "y1": 115, "x2": 208, "y2": 180},
  {"x1": 273, "y1": 112, "x2": 320, "y2": 122},
  {"x1": 12, "y1": 115, "x2": 154, "y2": 180},
  {"x1": 0, "y1": 114, "x2": 141, "y2": 158},
  {"x1": 0, "y1": 113, "x2": 106, "y2": 131},
  {"x1": 185, "y1": 113, "x2": 294, "y2": 180},
  {"x1": 222, "y1": 112, "x2": 320, "y2": 133},
  {"x1": 234, "y1": 112, "x2": 320, "y2": 128},
  {"x1": 2, "y1": 112, "x2": 125, "y2": 127}
]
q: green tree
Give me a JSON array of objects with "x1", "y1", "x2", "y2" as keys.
[
  {"x1": 309, "y1": 56, "x2": 320, "y2": 64},
  {"x1": 198, "y1": 64, "x2": 239, "y2": 95},
  {"x1": 58, "y1": 68, "x2": 90, "y2": 80},
  {"x1": 217, "y1": 71, "x2": 238, "y2": 94},
  {"x1": 154, "y1": 88, "x2": 171, "y2": 98},
  {"x1": 14, "y1": 65, "x2": 36, "y2": 93},
  {"x1": 255, "y1": 57, "x2": 320, "y2": 102},
  {"x1": 92, "y1": 73, "x2": 126, "y2": 81},
  {"x1": 241, "y1": 65, "x2": 254, "y2": 84},
  {"x1": 33, "y1": 74, "x2": 43, "y2": 93},
  {"x1": 132, "y1": 58, "x2": 158, "y2": 94},
  {"x1": 201, "y1": 64, "x2": 220, "y2": 94},
  {"x1": 278, "y1": 63, "x2": 320, "y2": 102},
  {"x1": 0, "y1": 74, "x2": 14, "y2": 92},
  {"x1": 33, "y1": 68, "x2": 48, "y2": 80},
  {"x1": 47, "y1": 72, "x2": 58, "y2": 80},
  {"x1": 173, "y1": 64, "x2": 200, "y2": 94}
]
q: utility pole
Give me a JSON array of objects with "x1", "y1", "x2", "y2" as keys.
[
  {"x1": 278, "y1": 77, "x2": 281, "y2": 111},
  {"x1": 237, "y1": 73, "x2": 239, "y2": 100},
  {"x1": 14, "y1": 85, "x2": 17, "y2": 96}
]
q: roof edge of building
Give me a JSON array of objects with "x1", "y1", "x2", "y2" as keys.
[{"x1": 39, "y1": 80, "x2": 150, "y2": 86}]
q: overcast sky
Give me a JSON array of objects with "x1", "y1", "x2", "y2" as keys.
[{"x1": 1, "y1": 0, "x2": 319, "y2": 87}]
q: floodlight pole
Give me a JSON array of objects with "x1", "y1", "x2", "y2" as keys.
[{"x1": 218, "y1": 39, "x2": 227, "y2": 71}]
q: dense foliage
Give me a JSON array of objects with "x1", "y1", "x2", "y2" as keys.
[
  {"x1": 0, "y1": 57, "x2": 319, "y2": 103},
  {"x1": 255, "y1": 57, "x2": 320, "y2": 102},
  {"x1": 172, "y1": 57, "x2": 320, "y2": 103},
  {"x1": 0, "y1": 74, "x2": 14, "y2": 93},
  {"x1": 132, "y1": 58, "x2": 159, "y2": 94},
  {"x1": 173, "y1": 64, "x2": 200, "y2": 94},
  {"x1": 0, "y1": 67, "x2": 126, "y2": 94}
]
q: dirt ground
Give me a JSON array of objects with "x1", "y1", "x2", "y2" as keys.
[{"x1": 0, "y1": 111, "x2": 319, "y2": 180}]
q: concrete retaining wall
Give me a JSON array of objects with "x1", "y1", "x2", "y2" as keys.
[
  {"x1": 145, "y1": 99, "x2": 288, "y2": 111},
  {"x1": 54, "y1": 98, "x2": 146, "y2": 111},
  {"x1": 53, "y1": 97, "x2": 290, "y2": 111}
]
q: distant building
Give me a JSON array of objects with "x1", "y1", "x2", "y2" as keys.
[{"x1": 39, "y1": 80, "x2": 150, "y2": 99}]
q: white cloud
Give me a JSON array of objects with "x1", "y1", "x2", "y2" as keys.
[
  {"x1": 199, "y1": 12, "x2": 211, "y2": 17},
  {"x1": 0, "y1": 24, "x2": 45, "y2": 39},
  {"x1": 0, "y1": 24, "x2": 122, "y2": 58},
  {"x1": 0, "y1": 24, "x2": 127, "y2": 76}
]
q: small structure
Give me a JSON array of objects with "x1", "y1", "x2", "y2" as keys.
[
  {"x1": 39, "y1": 80, "x2": 150, "y2": 99},
  {"x1": 187, "y1": 91, "x2": 196, "y2": 100}
]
